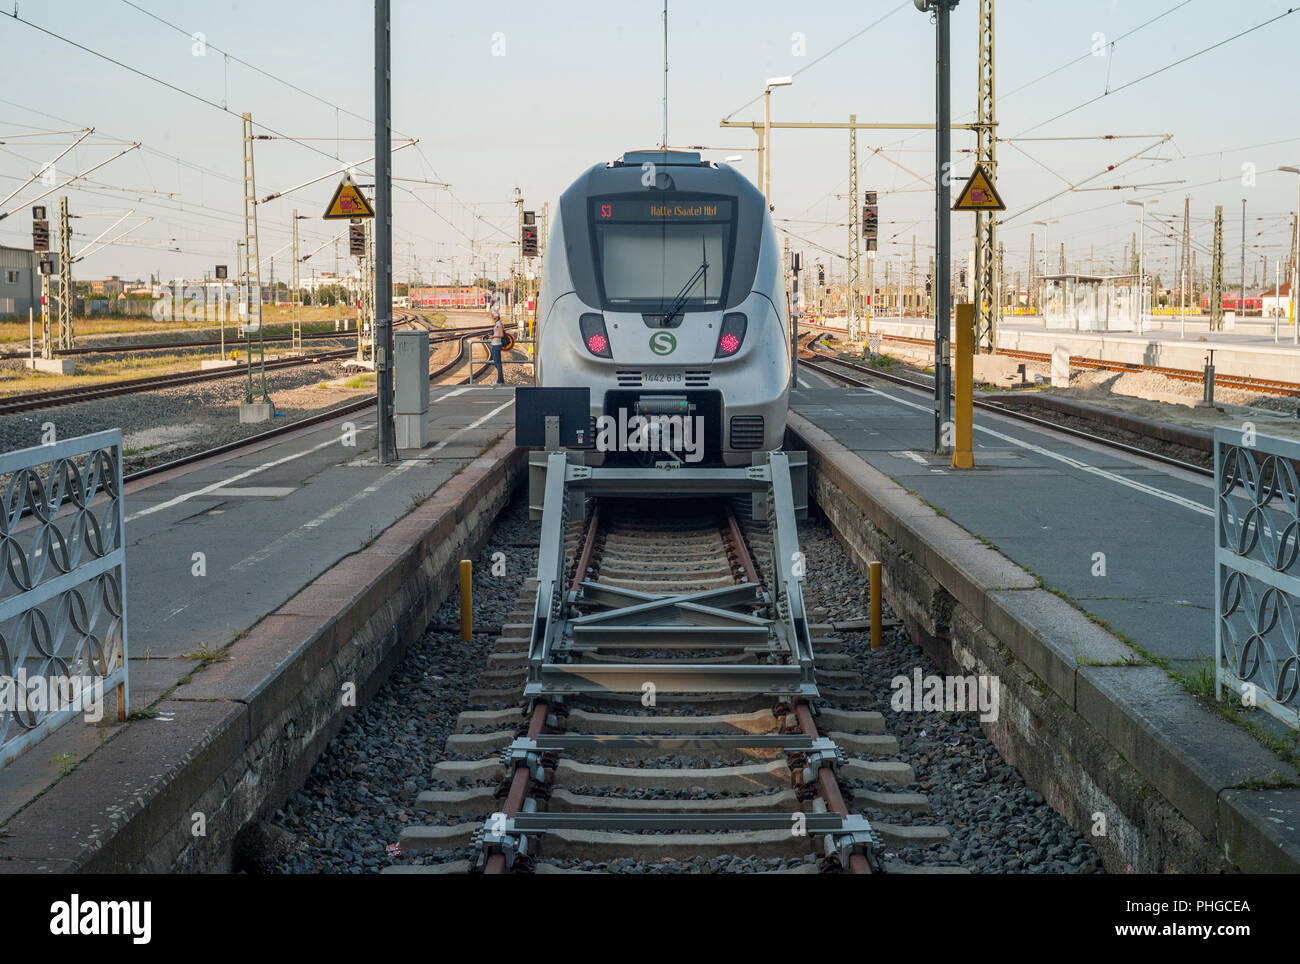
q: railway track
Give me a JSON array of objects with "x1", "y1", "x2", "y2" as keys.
[
  {"x1": 0, "y1": 326, "x2": 361, "y2": 361},
  {"x1": 123, "y1": 323, "x2": 496, "y2": 482},
  {"x1": 855, "y1": 328, "x2": 1300, "y2": 398},
  {"x1": 393, "y1": 455, "x2": 956, "y2": 875},
  {"x1": 0, "y1": 311, "x2": 437, "y2": 417},
  {"x1": 798, "y1": 336, "x2": 1214, "y2": 477}
]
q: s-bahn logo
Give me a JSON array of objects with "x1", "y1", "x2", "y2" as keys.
[{"x1": 649, "y1": 331, "x2": 677, "y2": 355}]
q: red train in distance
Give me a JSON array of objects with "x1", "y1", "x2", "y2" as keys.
[{"x1": 1198, "y1": 294, "x2": 1263, "y2": 312}]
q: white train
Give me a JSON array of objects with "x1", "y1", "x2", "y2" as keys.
[{"x1": 536, "y1": 150, "x2": 791, "y2": 466}]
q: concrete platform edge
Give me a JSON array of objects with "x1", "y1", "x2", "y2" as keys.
[
  {"x1": 788, "y1": 412, "x2": 1300, "y2": 874},
  {"x1": 0, "y1": 432, "x2": 526, "y2": 873}
]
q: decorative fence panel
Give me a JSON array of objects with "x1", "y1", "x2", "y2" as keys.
[
  {"x1": 0, "y1": 430, "x2": 129, "y2": 768},
  {"x1": 1214, "y1": 426, "x2": 1300, "y2": 729}
]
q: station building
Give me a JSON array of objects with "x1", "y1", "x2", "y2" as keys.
[{"x1": 0, "y1": 244, "x2": 45, "y2": 318}]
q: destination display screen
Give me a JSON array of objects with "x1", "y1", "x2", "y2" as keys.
[{"x1": 593, "y1": 196, "x2": 733, "y2": 223}]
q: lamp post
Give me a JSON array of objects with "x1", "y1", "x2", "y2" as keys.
[
  {"x1": 1280, "y1": 166, "x2": 1300, "y2": 344},
  {"x1": 762, "y1": 77, "x2": 792, "y2": 209},
  {"x1": 1125, "y1": 200, "x2": 1154, "y2": 334},
  {"x1": 915, "y1": 0, "x2": 958, "y2": 454}
]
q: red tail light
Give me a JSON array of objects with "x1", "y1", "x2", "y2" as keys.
[
  {"x1": 714, "y1": 313, "x2": 747, "y2": 358},
  {"x1": 579, "y1": 313, "x2": 612, "y2": 358}
]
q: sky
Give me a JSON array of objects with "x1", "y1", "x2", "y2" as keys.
[{"x1": 1, "y1": 0, "x2": 1297, "y2": 292}]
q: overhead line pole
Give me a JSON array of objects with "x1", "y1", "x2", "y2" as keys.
[
  {"x1": 921, "y1": 0, "x2": 958, "y2": 455},
  {"x1": 375, "y1": 0, "x2": 396, "y2": 464},
  {"x1": 973, "y1": 0, "x2": 997, "y2": 353}
]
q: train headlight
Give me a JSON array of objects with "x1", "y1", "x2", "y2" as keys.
[
  {"x1": 580, "y1": 313, "x2": 612, "y2": 358},
  {"x1": 714, "y1": 312, "x2": 747, "y2": 358}
]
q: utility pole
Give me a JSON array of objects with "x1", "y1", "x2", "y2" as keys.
[
  {"x1": 911, "y1": 235, "x2": 918, "y2": 317},
  {"x1": 973, "y1": 0, "x2": 997, "y2": 352},
  {"x1": 374, "y1": 0, "x2": 396, "y2": 463},
  {"x1": 661, "y1": 0, "x2": 668, "y2": 150},
  {"x1": 847, "y1": 114, "x2": 860, "y2": 338},
  {"x1": 240, "y1": 112, "x2": 270, "y2": 410},
  {"x1": 1240, "y1": 197, "x2": 1246, "y2": 315},
  {"x1": 918, "y1": 0, "x2": 957, "y2": 454},
  {"x1": 1210, "y1": 204, "x2": 1224, "y2": 332},
  {"x1": 291, "y1": 209, "x2": 302, "y2": 351},
  {"x1": 56, "y1": 196, "x2": 73, "y2": 352},
  {"x1": 1178, "y1": 196, "x2": 1191, "y2": 307},
  {"x1": 1282, "y1": 166, "x2": 1300, "y2": 342},
  {"x1": 1027, "y1": 232, "x2": 1035, "y2": 310},
  {"x1": 39, "y1": 267, "x2": 52, "y2": 361}
]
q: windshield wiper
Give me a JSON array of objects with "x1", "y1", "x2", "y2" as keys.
[{"x1": 660, "y1": 238, "x2": 710, "y2": 327}]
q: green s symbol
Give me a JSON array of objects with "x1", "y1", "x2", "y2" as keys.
[{"x1": 649, "y1": 331, "x2": 677, "y2": 356}]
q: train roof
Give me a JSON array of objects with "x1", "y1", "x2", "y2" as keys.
[{"x1": 613, "y1": 150, "x2": 705, "y2": 167}]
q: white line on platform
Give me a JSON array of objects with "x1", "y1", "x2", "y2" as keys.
[
  {"x1": 861, "y1": 385, "x2": 1213, "y2": 517},
  {"x1": 125, "y1": 427, "x2": 367, "y2": 523},
  {"x1": 231, "y1": 398, "x2": 515, "y2": 571},
  {"x1": 206, "y1": 486, "x2": 297, "y2": 498}
]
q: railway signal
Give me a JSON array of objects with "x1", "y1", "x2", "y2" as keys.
[
  {"x1": 32, "y1": 216, "x2": 49, "y2": 252},
  {"x1": 521, "y1": 222, "x2": 539, "y2": 257},
  {"x1": 349, "y1": 219, "x2": 365, "y2": 257}
]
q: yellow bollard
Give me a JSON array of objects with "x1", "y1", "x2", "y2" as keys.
[
  {"x1": 459, "y1": 559, "x2": 473, "y2": 642},
  {"x1": 869, "y1": 561, "x2": 883, "y2": 650},
  {"x1": 952, "y1": 303, "x2": 975, "y2": 470}
]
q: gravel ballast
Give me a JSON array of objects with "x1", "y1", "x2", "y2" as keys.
[{"x1": 263, "y1": 489, "x2": 1102, "y2": 875}]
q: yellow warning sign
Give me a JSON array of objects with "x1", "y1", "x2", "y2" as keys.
[
  {"x1": 952, "y1": 164, "x2": 1005, "y2": 212},
  {"x1": 323, "y1": 175, "x2": 375, "y2": 220}
]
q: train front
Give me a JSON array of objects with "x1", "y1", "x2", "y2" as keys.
[{"x1": 537, "y1": 151, "x2": 791, "y2": 466}]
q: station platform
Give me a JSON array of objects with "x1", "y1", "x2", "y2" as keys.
[
  {"x1": 790, "y1": 368, "x2": 1300, "y2": 871},
  {"x1": 0, "y1": 385, "x2": 521, "y2": 871},
  {"x1": 836, "y1": 314, "x2": 1300, "y2": 383}
]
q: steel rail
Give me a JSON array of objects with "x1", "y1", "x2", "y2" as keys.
[
  {"x1": 123, "y1": 325, "x2": 495, "y2": 483},
  {"x1": 0, "y1": 327, "x2": 360, "y2": 361},
  {"x1": 799, "y1": 343, "x2": 1212, "y2": 479},
  {"x1": 863, "y1": 328, "x2": 1300, "y2": 398},
  {"x1": 483, "y1": 494, "x2": 874, "y2": 874},
  {"x1": 0, "y1": 314, "x2": 467, "y2": 416}
]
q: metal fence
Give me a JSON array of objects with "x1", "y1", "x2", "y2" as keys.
[
  {"x1": 0, "y1": 430, "x2": 129, "y2": 768},
  {"x1": 1214, "y1": 425, "x2": 1300, "y2": 729}
]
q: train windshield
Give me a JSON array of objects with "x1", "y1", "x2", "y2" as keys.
[{"x1": 589, "y1": 194, "x2": 735, "y2": 313}]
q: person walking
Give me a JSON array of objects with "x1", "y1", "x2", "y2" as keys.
[{"x1": 490, "y1": 302, "x2": 506, "y2": 385}]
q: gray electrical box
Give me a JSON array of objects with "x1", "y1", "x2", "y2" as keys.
[{"x1": 394, "y1": 330, "x2": 429, "y2": 450}]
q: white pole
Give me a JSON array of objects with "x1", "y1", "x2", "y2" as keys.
[
  {"x1": 1293, "y1": 191, "x2": 1299, "y2": 344},
  {"x1": 1275, "y1": 260, "x2": 1281, "y2": 343},
  {"x1": 1138, "y1": 204, "x2": 1146, "y2": 335},
  {"x1": 28, "y1": 306, "x2": 34, "y2": 365}
]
